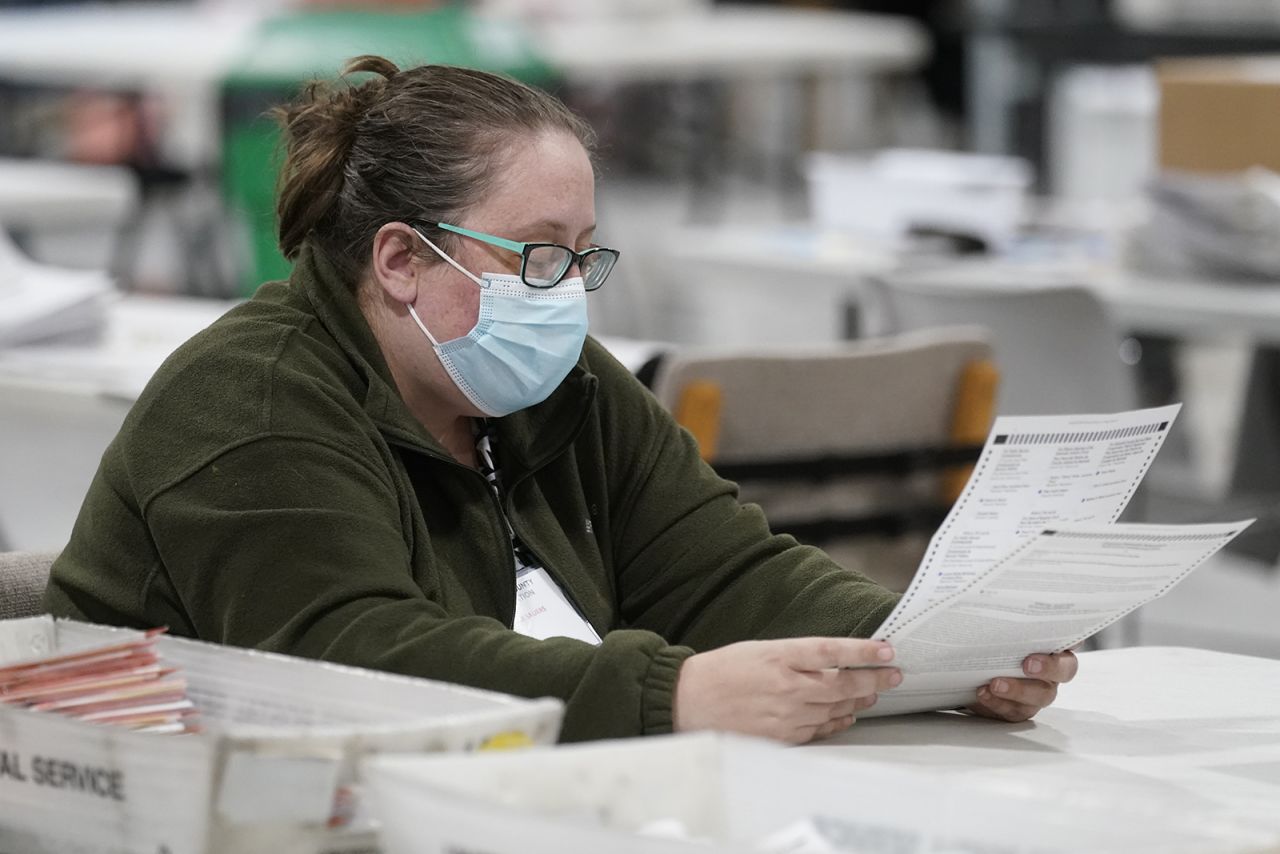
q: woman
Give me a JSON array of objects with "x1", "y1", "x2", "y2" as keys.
[{"x1": 44, "y1": 56, "x2": 1075, "y2": 742}]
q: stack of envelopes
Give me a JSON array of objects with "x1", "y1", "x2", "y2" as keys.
[{"x1": 0, "y1": 628, "x2": 199, "y2": 734}]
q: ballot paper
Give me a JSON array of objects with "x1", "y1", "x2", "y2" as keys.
[{"x1": 864, "y1": 405, "x2": 1253, "y2": 717}]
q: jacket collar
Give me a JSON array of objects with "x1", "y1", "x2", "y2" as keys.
[{"x1": 291, "y1": 240, "x2": 597, "y2": 477}]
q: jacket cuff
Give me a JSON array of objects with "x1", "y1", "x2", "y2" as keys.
[
  {"x1": 641, "y1": 644, "x2": 695, "y2": 735},
  {"x1": 850, "y1": 591, "x2": 903, "y2": 639}
]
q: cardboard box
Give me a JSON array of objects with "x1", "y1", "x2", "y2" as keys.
[
  {"x1": 1158, "y1": 56, "x2": 1280, "y2": 174},
  {"x1": 0, "y1": 617, "x2": 562, "y2": 854},
  {"x1": 366, "y1": 733, "x2": 1280, "y2": 854}
]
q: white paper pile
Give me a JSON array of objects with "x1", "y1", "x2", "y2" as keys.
[
  {"x1": 1128, "y1": 168, "x2": 1280, "y2": 280},
  {"x1": 0, "y1": 228, "x2": 115, "y2": 347}
]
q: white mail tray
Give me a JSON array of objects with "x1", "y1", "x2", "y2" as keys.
[
  {"x1": 0, "y1": 616, "x2": 562, "y2": 854},
  {"x1": 366, "y1": 732, "x2": 1278, "y2": 854}
]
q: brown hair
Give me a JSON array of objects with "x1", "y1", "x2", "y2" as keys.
[{"x1": 272, "y1": 55, "x2": 596, "y2": 284}]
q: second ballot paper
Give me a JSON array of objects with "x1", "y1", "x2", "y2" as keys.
[{"x1": 862, "y1": 403, "x2": 1254, "y2": 718}]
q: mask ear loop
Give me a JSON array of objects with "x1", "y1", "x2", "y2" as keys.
[
  {"x1": 405, "y1": 223, "x2": 486, "y2": 347},
  {"x1": 406, "y1": 304, "x2": 441, "y2": 347}
]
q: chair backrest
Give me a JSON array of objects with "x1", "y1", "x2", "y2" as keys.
[
  {"x1": 0, "y1": 551, "x2": 57, "y2": 620},
  {"x1": 866, "y1": 264, "x2": 1139, "y2": 417},
  {"x1": 650, "y1": 327, "x2": 997, "y2": 591}
]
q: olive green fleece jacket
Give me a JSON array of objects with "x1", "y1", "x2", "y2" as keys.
[{"x1": 44, "y1": 242, "x2": 900, "y2": 742}]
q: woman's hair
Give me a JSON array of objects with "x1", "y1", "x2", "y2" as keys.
[{"x1": 272, "y1": 55, "x2": 595, "y2": 284}]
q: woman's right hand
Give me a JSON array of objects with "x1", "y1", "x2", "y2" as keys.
[{"x1": 672, "y1": 637, "x2": 901, "y2": 744}]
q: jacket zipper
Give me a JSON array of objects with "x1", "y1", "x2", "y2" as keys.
[
  {"x1": 498, "y1": 410, "x2": 601, "y2": 636},
  {"x1": 387, "y1": 429, "x2": 598, "y2": 635},
  {"x1": 386, "y1": 438, "x2": 519, "y2": 612}
]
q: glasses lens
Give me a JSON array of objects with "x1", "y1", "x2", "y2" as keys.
[
  {"x1": 523, "y1": 245, "x2": 573, "y2": 288},
  {"x1": 580, "y1": 249, "x2": 618, "y2": 291}
]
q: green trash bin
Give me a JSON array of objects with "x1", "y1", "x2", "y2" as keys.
[{"x1": 220, "y1": 4, "x2": 555, "y2": 296}]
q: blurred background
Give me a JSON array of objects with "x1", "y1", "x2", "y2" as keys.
[{"x1": 3, "y1": 0, "x2": 1280, "y2": 656}]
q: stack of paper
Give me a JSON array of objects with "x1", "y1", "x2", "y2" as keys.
[
  {"x1": 0, "y1": 228, "x2": 115, "y2": 347},
  {"x1": 1128, "y1": 168, "x2": 1280, "y2": 280},
  {"x1": 0, "y1": 627, "x2": 200, "y2": 734}
]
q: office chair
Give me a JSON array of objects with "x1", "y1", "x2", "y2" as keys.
[
  {"x1": 0, "y1": 550, "x2": 57, "y2": 620},
  {"x1": 866, "y1": 265, "x2": 1138, "y2": 417},
  {"x1": 650, "y1": 327, "x2": 997, "y2": 592}
]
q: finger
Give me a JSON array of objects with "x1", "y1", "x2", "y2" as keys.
[
  {"x1": 971, "y1": 686, "x2": 1040, "y2": 722},
  {"x1": 805, "y1": 690, "x2": 882, "y2": 725},
  {"x1": 797, "y1": 701, "x2": 843, "y2": 728},
  {"x1": 801, "y1": 714, "x2": 856, "y2": 744},
  {"x1": 819, "y1": 694, "x2": 878, "y2": 717},
  {"x1": 1024, "y1": 651, "x2": 1079, "y2": 684},
  {"x1": 812, "y1": 698, "x2": 862, "y2": 721},
  {"x1": 987, "y1": 676, "x2": 1058, "y2": 710},
  {"x1": 853, "y1": 693, "x2": 878, "y2": 712},
  {"x1": 793, "y1": 667, "x2": 902, "y2": 703},
  {"x1": 782, "y1": 637, "x2": 895, "y2": 672},
  {"x1": 812, "y1": 715, "x2": 856, "y2": 742}
]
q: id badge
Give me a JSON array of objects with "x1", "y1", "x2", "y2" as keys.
[{"x1": 513, "y1": 567, "x2": 602, "y2": 645}]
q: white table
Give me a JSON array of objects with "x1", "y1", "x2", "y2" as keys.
[
  {"x1": 659, "y1": 223, "x2": 1280, "y2": 346},
  {"x1": 0, "y1": 158, "x2": 139, "y2": 231},
  {"x1": 0, "y1": 5, "x2": 255, "y2": 91},
  {"x1": 1094, "y1": 269, "x2": 1280, "y2": 346},
  {"x1": 0, "y1": 5, "x2": 255, "y2": 90},
  {"x1": 812, "y1": 646, "x2": 1280, "y2": 834},
  {"x1": 531, "y1": 6, "x2": 928, "y2": 83},
  {"x1": 0, "y1": 294, "x2": 237, "y2": 551},
  {"x1": 0, "y1": 5, "x2": 927, "y2": 90}
]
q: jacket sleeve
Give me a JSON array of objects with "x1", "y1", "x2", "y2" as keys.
[
  {"x1": 590, "y1": 347, "x2": 902, "y2": 649},
  {"x1": 143, "y1": 434, "x2": 691, "y2": 742}
]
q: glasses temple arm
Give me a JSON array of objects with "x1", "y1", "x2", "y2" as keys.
[{"x1": 435, "y1": 221, "x2": 527, "y2": 254}]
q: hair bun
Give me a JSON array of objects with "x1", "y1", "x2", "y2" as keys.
[{"x1": 343, "y1": 55, "x2": 401, "y2": 82}]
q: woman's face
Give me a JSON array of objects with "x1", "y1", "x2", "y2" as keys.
[
  {"x1": 415, "y1": 129, "x2": 597, "y2": 344},
  {"x1": 371, "y1": 128, "x2": 597, "y2": 421}
]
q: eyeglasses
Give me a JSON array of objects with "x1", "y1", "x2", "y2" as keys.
[{"x1": 413, "y1": 220, "x2": 619, "y2": 291}]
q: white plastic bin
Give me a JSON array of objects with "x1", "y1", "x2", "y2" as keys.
[
  {"x1": 0, "y1": 616, "x2": 562, "y2": 854},
  {"x1": 366, "y1": 732, "x2": 1278, "y2": 854}
]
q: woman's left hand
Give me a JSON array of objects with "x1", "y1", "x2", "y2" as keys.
[{"x1": 967, "y1": 651, "x2": 1079, "y2": 722}]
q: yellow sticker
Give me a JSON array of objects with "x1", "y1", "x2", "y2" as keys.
[{"x1": 479, "y1": 731, "x2": 534, "y2": 751}]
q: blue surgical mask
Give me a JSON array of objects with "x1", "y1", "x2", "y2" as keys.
[{"x1": 407, "y1": 234, "x2": 588, "y2": 417}]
